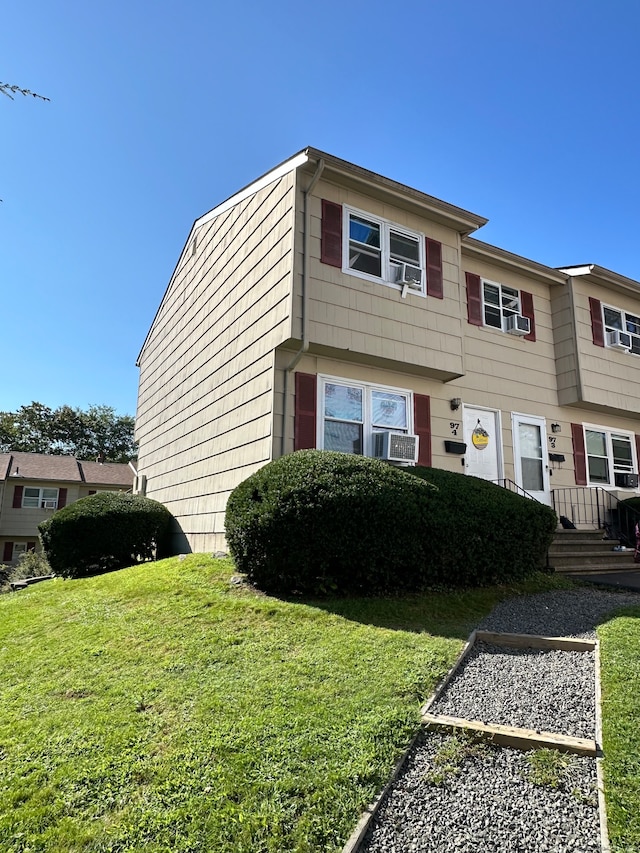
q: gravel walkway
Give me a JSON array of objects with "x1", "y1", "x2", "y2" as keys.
[{"x1": 358, "y1": 586, "x2": 640, "y2": 853}]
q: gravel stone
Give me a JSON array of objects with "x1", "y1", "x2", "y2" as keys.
[{"x1": 358, "y1": 586, "x2": 640, "y2": 853}]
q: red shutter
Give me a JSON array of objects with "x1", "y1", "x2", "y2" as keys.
[
  {"x1": 571, "y1": 423, "x2": 587, "y2": 485},
  {"x1": 294, "y1": 372, "x2": 317, "y2": 451},
  {"x1": 12, "y1": 485, "x2": 23, "y2": 509},
  {"x1": 520, "y1": 291, "x2": 537, "y2": 342},
  {"x1": 425, "y1": 238, "x2": 443, "y2": 299},
  {"x1": 57, "y1": 488, "x2": 67, "y2": 509},
  {"x1": 635, "y1": 435, "x2": 640, "y2": 473},
  {"x1": 414, "y1": 394, "x2": 432, "y2": 467},
  {"x1": 321, "y1": 200, "x2": 342, "y2": 268},
  {"x1": 3, "y1": 542, "x2": 13, "y2": 562},
  {"x1": 589, "y1": 297, "x2": 605, "y2": 347},
  {"x1": 27, "y1": 541, "x2": 36, "y2": 552},
  {"x1": 466, "y1": 273, "x2": 483, "y2": 325},
  {"x1": 89, "y1": 490, "x2": 97, "y2": 495}
]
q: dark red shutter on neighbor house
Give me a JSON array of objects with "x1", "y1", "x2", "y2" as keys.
[
  {"x1": 294, "y1": 372, "x2": 317, "y2": 450},
  {"x1": 12, "y1": 485, "x2": 23, "y2": 509},
  {"x1": 27, "y1": 541, "x2": 36, "y2": 552},
  {"x1": 571, "y1": 423, "x2": 587, "y2": 486},
  {"x1": 589, "y1": 297, "x2": 605, "y2": 347},
  {"x1": 466, "y1": 273, "x2": 483, "y2": 326},
  {"x1": 413, "y1": 394, "x2": 432, "y2": 467},
  {"x1": 635, "y1": 435, "x2": 640, "y2": 473},
  {"x1": 520, "y1": 291, "x2": 537, "y2": 342},
  {"x1": 425, "y1": 238, "x2": 443, "y2": 299},
  {"x1": 3, "y1": 542, "x2": 13, "y2": 562},
  {"x1": 57, "y1": 488, "x2": 67, "y2": 509},
  {"x1": 321, "y1": 200, "x2": 342, "y2": 267}
]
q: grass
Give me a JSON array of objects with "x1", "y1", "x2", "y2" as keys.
[
  {"x1": 599, "y1": 604, "x2": 640, "y2": 853},
  {"x1": 0, "y1": 557, "x2": 601, "y2": 852}
]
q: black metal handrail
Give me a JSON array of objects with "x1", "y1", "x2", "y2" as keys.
[
  {"x1": 493, "y1": 478, "x2": 539, "y2": 501},
  {"x1": 552, "y1": 486, "x2": 640, "y2": 546}
]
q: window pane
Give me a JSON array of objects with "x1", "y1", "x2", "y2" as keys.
[
  {"x1": 603, "y1": 307, "x2": 623, "y2": 330},
  {"x1": 389, "y1": 231, "x2": 420, "y2": 264},
  {"x1": 324, "y1": 383, "x2": 362, "y2": 422},
  {"x1": 588, "y1": 456, "x2": 610, "y2": 484},
  {"x1": 484, "y1": 305, "x2": 502, "y2": 328},
  {"x1": 23, "y1": 488, "x2": 39, "y2": 508},
  {"x1": 501, "y1": 286, "x2": 520, "y2": 312},
  {"x1": 522, "y1": 458, "x2": 543, "y2": 491},
  {"x1": 483, "y1": 283, "x2": 500, "y2": 306},
  {"x1": 518, "y1": 424, "x2": 542, "y2": 459},
  {"x1": 324, "y1": 421, "x2": 362, "y2": 454},
  {"x1": 349, "y1": 216, "x2": 380, "y2": 249},
  {"x1": 371, "y1": 391, "x2": 408, "y2": 430},
  {"x1": 585, "y1": 430, "x2": 607, "y2": 456},
  {"x1": 42, "y1": 489, "x2": 58, "y2": 500},
  {"x1": 626, "y1": 314, "x2": 640, "y2": 335},
  {"x1": 612, "y1": 436, "x2": 633, "y2": 471},
  {"x1": 349, "y1": 246, "x2": 382, "y2": 276}
]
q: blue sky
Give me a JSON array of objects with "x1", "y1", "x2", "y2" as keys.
[{"x1": 3, "y1": 0, "x2": 639, "y2": 418}]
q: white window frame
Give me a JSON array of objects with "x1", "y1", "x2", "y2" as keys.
[
  {"x1": 481, "y1": 278, "x2": 522, "y2": 331},
  {"x1": 317, "y1": 375, "x2": 414, "y2": 458},
  {"x1": 583, "y1": 424, "x2": 637, "y2": 489},
  {"x1": 22, "y1": 487, "x2": 59, "y2": 509},
  {"x1": 342, "y1": 206, "x2": 426, "y2": 297},
  {"x1": 13, "y1": 542, "x2": 28, "y2": 560},
  {"x1": 602, "y1": 302, "x2": 640, "y2": 355}
]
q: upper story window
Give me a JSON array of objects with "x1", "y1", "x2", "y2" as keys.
[
  {"x1": 23, "y1": 487, "x2": 59, "y2": 509},
  {"x1": 344, "y1": 207, "x2": 426, "y2": 295},
  {"x1": 584, "y1": 426, "x2": 637, "y2": 488},
  {"x1": 466, "y1": 273, "x2": 536, "y2": 340},
  {"x1": 602, "y1": 304, "x2": 640, "y2": 354},
  {"x1": 319, "y1": 376, "x2": 412, "y2": 458}
]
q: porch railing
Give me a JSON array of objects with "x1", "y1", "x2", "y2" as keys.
[{"x1": 551, "y1": 486, "x2": 640, "y2": 546}]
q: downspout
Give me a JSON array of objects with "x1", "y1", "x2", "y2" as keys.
[{"x1": 280, "y1": 158, "x2": 325, "y2": 457}]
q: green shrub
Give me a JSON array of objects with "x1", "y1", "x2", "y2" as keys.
[
  {"x1": 225, "y1": 450, "x2": 438, "y2": 595},
  {"x1": 407, "y1": 466, "x2": 557, "y2": 585},
  {"x1": 39, "y1": 492, "x2": 173, "y2": 579}
]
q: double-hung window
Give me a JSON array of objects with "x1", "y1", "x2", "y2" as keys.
[
  {"x1": 602, "y1": 304, "x2": 640, "y2": 354},
  {"x1": 344, "y1": 207, "x2": 425, "y2": 295},
  {"x1": 22, "y1": 487, "x2": 59, "y2": 509},
  {"x1": 320, "y1": 377, "x2": 411, "y2": 457},
  {"x1": 482, "y1": 279, "x2": 521, "y2": 330},
  {"x1": 584, "y1": 426, "x2": 636, "y2": 487}
]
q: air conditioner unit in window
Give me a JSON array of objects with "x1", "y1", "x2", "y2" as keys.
[
  {"x1": 373, "y1": 431, "x2": 419, "y2": 464},
  {"x1": 606, "y1": 329, "x2": 632, "y2": 350},
  {"x1": 615, "y1": 473, "x2": 639, "y2": 488},
  {"x1": 394, "y1": 263, "x2": 422, "y2": 289},
  {"x1": 504, "y1": 314, "x2": 530, "y2": 336},
  {"x1": 42, "y1": 500, "x2": 57, "y2": 510}
]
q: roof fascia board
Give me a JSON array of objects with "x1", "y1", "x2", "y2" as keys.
[
  {"x1": 464, "y1": 238, "x2": 568, "y2": 285},
  {"x1": 303, "y1": 147, "x2": 487, "y2": 236},
  {"x1": 559, "y1": 264, "x2": 640, "y2": 296}
]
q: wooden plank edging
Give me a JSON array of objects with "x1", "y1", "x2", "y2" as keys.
[
  {"x1": 475, "y1": 630, "x2": 596, "y2": 652},
  {"x1": 594, "y1": 641, "x2": 611, "y2": 853}
]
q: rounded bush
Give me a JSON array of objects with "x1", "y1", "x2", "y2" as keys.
[
  {"x1": 225, "y1": 450, "x2": 437, "y2": 595},
  {"x1": 407, "y1": 466, "x2": 557, "y2": 585},
  {"x1": 39, "y1": 492, "x2": 173, "y2": 579}
]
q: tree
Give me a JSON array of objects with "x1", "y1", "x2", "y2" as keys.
[
  {"x1": 0, "y1": 402, "x2": 136, "y2": 462},
  {"x1": 1, "y1": 82, "x2": 49, "y2": 101}
]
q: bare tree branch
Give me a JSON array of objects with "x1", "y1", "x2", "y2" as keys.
[{"x1": 1, "y1": 82, "x2": 50, "y2": 102}]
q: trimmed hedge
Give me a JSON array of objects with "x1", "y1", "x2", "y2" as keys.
[
  {"x1": 39, "y1": 492, "x2": 173, "y2": 579},
  {"x1": 225, "y1": 450, "x2": 437, "y2": 595},
  {"x1": 225, "y1": 452, "x2": 558, "y2": 595},
  {"x1": 407, "y1": 466, "x2": 558, "y2": 585}
]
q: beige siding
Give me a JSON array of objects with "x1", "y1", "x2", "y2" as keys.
[
  {"x1": 136, "y1": 173, "x2": 296, "y2": 552},
  {"x1": 0, "y1": 482, "x2": 83, "y2": 539},
  {"x1": 571, "y1": 280, "x2": 640, "y2": 416},
  {"x1": 300, "y1": 181, "x2": 465, "y2": 381}
]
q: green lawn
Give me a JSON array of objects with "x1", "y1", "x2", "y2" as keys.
[
  {"x1": 599, "y1": 606, "x2": 640, "y2": 853},
  {"x1": 0, "y1": 557, "x2": 629, "y2": 852}
]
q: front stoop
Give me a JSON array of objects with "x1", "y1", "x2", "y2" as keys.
[{"x1": 549, "y1": 528, "x2": 637, "y2": 575}]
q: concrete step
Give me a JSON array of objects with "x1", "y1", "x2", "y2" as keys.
[{"x1": 549, "y1": 528, "x2": 638, "y2": 574}]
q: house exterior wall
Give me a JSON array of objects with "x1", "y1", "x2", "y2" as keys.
[{"x1": 135, "y1": 172, "x2": 297, "y2": 553}]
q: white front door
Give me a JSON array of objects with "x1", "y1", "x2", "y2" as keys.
[
  {"x1": 463, "y1": 407, "x2": 502, "y2": 482},
  {"x1": 512, "y1": 413, "x2": 551, "y2": 505}
]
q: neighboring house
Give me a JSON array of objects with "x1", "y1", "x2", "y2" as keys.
[
  {"x1": 0, "y1": 452, "x2": 134, "y2": 564},
  {"x1": 135, "y1": 147, "x2": 640, "y2": 554}
]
